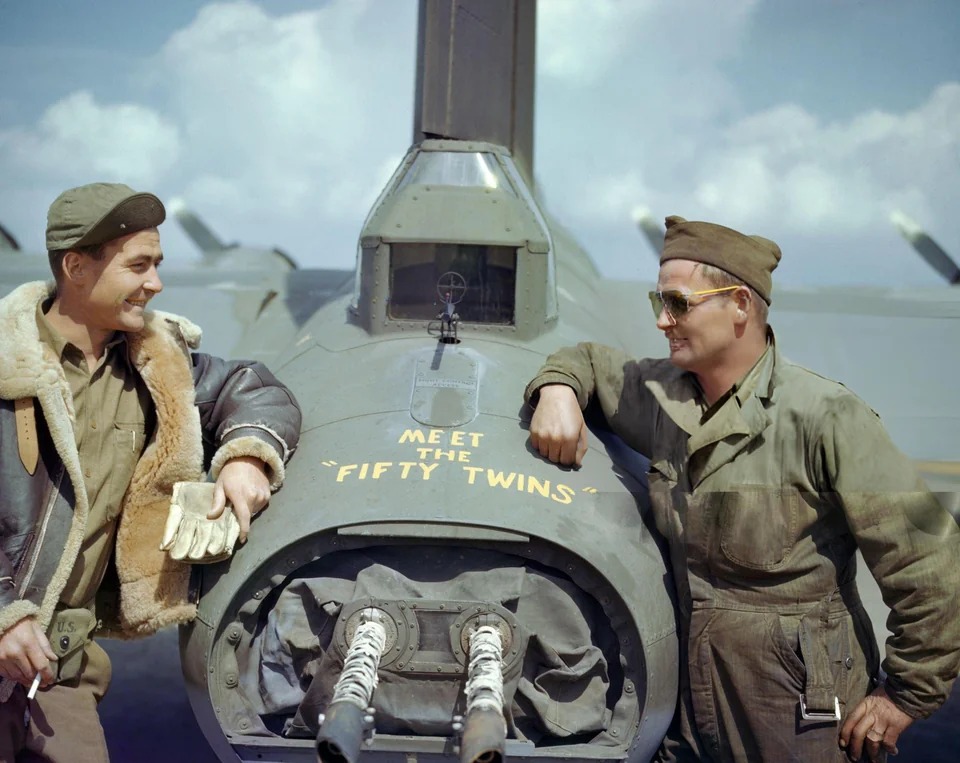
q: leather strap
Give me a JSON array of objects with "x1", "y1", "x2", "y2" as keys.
[{"x1": 14, "y1": 398, "x2": 39, "y2": 476}]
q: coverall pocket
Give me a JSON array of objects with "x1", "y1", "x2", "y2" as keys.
[
  {"x1": 771, "y1": 615, "x2": 806, "y2": 688},
  {"x1": 719, "y1": 486, "x2": 798, "y2": 571}
]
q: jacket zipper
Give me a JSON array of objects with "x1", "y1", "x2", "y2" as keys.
[{"x1": 18, "y1": 466, "x2": 65, "y2": 597}]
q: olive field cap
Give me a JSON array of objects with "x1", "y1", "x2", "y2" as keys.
[
  {"x1": 660, "y1": 215, "x2": 782, "y2": 304},
  {"x1": 46, "y1": 182, "x2": 166, "y2": 251}
]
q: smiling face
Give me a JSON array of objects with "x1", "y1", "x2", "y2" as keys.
[
  {"x1": 74, "y1": 228, "x2": 164, "y2": 334},
  {"x1": 654, "y1": 258, "x2": 741, "y2": 376}
]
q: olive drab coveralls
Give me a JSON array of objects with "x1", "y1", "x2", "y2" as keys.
[{"x1": 526, "y1": 336, "x2": 960, "y2": 762}]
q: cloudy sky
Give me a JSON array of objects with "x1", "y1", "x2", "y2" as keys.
[{"x1": 1, "y1": 0, "x2": 957, "y2": 287}]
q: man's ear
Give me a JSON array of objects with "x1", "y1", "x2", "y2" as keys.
[
  {"x1": 734, "y1": 287, "x2": 751, "y2": 321},
  {"x1": 61, "y1": 250, "x2": 86, "y2": 285}
]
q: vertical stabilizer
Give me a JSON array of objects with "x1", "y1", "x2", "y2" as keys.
[{"x1": 414, "y1": 0, "x2": 536, "y2": 187}]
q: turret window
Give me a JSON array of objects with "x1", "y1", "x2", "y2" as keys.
[{"x1": 388, "y1": 243, "x2": 516, "y2": 324}]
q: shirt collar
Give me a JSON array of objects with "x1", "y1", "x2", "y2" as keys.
[
  {"x1": 699, "y1": 329, "x2": 775, "y2": 424},
  {"x1": 36, "y1": 299, "x2": 130, "y2": 368}
]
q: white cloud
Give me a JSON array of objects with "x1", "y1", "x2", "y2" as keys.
[
  {"x1": 539, "y1": 15, "x2": 959, "y2": 283},
  {"x1": 0, "y1": 90, "x2": 180, "y2": 185},
  {"x1": 538, "y1": 0, "x2": 653, "y2": 85},
  {"x1": 1, "y1": 0, "x2": 956, "y2": 288},
  {"x1": 0, "y1": 0, "x2": 417, "y2": 267},
  {"x1": 687, "y1": 83, "x2": 960, "y2": 235},
  {"x1": 146, "y1": 0, "x2": 415, "y2": 264},
  {"x1": 570, "y1": 171, "x2": 655, "y2": 225},
  {"x1": 538, "y1": 0, "x2": 759, "y2": 85}
]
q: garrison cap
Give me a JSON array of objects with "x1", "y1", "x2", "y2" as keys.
[
  {"x1": 660, "y1": 215, "x2": 782, "y2": 304},
  {"x1": 46, "y1": 182, "x2": 166, "y2": 251}
]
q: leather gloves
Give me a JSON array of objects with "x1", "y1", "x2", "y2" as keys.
[{"x1": 159, "y1": 481, "x2": 240, "y2": 563}]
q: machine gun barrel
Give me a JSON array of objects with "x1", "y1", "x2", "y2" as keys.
[
  {"x1": 316, "y1": 702, "x2": 368, "y2": 763},
  {"x1": 460, "y1": 709, "x2": 506, "y2": 763},
  {"x1": 316, "y1": 610, "x2": 386, "y2": 763},
  {"x1": 459, "y1": 625, "x2": 506, "y2": 763}
]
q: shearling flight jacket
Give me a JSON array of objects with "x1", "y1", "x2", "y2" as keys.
[{"x1": 0, "y1": 281, "x2": 301, "y2": 647}]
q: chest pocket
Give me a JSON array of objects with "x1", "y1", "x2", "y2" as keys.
[
  {"x1": 106, "y1": 422, "x2": 146, "y2": 518},
  {"x1": 719, "y1": 485, "x2": 798, "y2": 572}
]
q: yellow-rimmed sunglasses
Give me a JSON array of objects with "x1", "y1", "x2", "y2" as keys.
[{"x1": 648, "y1": 285, "x2": 740, "y2": 321}]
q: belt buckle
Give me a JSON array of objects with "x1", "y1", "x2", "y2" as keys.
[{"x1": 799, "y1": 694, "x2": 841, "y2": 721}]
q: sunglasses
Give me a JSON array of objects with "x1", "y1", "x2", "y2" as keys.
[{"x1": 648, "y1": 285, "x2": 740, "y2": 320}]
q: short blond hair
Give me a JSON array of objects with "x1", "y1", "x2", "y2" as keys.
[{"x1": 694, "y1": 262, "x2": 769, "y2": 326}]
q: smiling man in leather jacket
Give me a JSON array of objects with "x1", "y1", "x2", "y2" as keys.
[
  {"x1": 0, "y1": 183, "x2": 302, "y2": 761},
  {"x1": 524, "y1": 216, "x2": 960, "y2": 763}
]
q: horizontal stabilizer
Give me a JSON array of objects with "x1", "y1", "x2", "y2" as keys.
[
  {"x1": 0, "y1": 221, "x2": 20, "y2": 252},
  {"x1": 168, "y1": 197, "x2": 228, "y2": 255},
  {"x1": 633, "y1": 206, "x2": 663, "y2": 258},
  {"x1": 891, "y1": 210, "x2": 960, "y2": 285}
]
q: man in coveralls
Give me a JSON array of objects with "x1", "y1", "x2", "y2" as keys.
[{"x1": 523, "y1": 215, "x2": 960, "y2": 762}]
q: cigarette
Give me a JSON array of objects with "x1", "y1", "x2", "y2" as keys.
[{"x1": 26, "y1": 673, "x2": 41, "y2": 700}]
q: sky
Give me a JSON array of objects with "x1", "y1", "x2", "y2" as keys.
[{"x1": 0, "y1": 0, "x2": 958, "y2": 287}]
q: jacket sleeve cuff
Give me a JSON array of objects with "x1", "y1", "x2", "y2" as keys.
[
  {"x1": 209, "y1": 429, "x2": 288, "y2": 491},
  {"x1": 0, "y1": 601, "x2": 40, "y2": 640},
  {"x1": 883, "y1": 673, "x2": 941, "y2": 720},
  {"x1": 524, "y1": 373, "x2": 586, "y2": 409}
]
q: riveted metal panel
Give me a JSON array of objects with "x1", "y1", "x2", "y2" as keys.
[{"x1": 410, "y1": 346, "x2": 479, "y2": 426}]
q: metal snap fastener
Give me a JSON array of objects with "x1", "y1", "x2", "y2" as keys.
[{"x1": 59, "y1": 636, "x2": 70, "y2": 650}]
